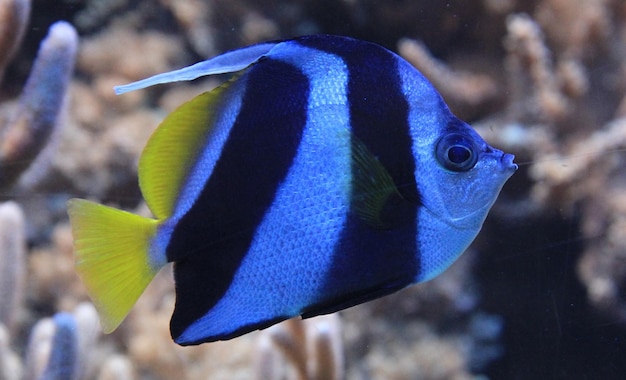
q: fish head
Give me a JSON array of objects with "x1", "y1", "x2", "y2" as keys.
[
  {"x1": 396, "y1": 57, "x2": 516, "y2": 231},
  {"x1": 414, "y1": 115, "x2": 517, "y2": 231}
]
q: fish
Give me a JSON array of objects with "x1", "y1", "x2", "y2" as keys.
[{"x1": 67, "y1": 34, "x2": 517, "y2": 345}]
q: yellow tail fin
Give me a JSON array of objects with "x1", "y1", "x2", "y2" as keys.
[{"x1": 67, "y1": 199, "x2": 162, "y2": 333}]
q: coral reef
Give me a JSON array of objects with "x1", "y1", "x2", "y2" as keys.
[
  {"x1": 0, "y1": 0, "x2": 30, "y2": 84},
  {"x1": 1, "y1": 0, "x2": 626, "y2": 379},
  {"x1": 491, "y1": 9, "x2": 626, "y2": 350},
  {"x1": 255, "y1": 314, "x2": 344, "y2": 380},
  {"x1": 0, "y1": 201, "x2": 25, "y2": 330},
  {"x1": 0, "y1": 201, "x2": 102, "y2": 379},
  {"x1": 0, "y1": 5, "x2": 78, "y2": 192}
]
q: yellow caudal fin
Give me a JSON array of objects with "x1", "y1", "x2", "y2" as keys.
[{"x1": 67, "y1": 198, "x2": 163, "y2": 333}]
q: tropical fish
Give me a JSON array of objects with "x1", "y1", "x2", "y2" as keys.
[{"x1": 67, "y1": 35, "x2": 517, "y2": 345}]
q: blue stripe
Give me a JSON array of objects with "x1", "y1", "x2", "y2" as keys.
[
  {"x1": 173, "y1": 44, "x2": 354, "y2": 344},
  {"x1": 167, "y1": 58, "x2": 310, "y2": 342},
  {"x1": 296, "y1": 36, "x2": 421, "y2": 314}
]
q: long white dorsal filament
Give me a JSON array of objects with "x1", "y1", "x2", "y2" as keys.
[{"x1": 114, "y1": 42, "x2": 278, "y2": 95}]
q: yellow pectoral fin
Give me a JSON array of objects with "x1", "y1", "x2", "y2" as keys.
[
  {"x1": 67, "y1": 198, "x2": 161, "y2": 333},
  {"x1": 349, "y1": 131, "x2": 404, "y2": 229}
]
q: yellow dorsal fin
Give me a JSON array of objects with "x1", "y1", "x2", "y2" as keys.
[{"x1": 138, "y1": 84, "x2": 230, "y2": 219}]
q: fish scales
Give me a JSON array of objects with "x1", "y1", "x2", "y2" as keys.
[
  {"x1": 173, "y1": 39, "x2": 421, "y2": 344},
  {"x1": 67, "y1": 35, "x2": 517, "y2": 345}
]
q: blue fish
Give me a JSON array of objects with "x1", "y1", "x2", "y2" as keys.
[{"x1": 67, "y1": 35, "x2": 517, "y2": 345}]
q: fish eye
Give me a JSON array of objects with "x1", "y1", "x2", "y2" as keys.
[{"x1": 436, "y1": 133, "x2": 479, "y2": 172}]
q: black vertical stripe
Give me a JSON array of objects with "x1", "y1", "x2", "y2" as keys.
[
  {"x1": 297, "y1": 35, "x2": 422, "y2": 314},
  {"x1": 298, "y1": 35, "x2": 419, "y2": 201},
  {"x1": 167, "y1": 58, "x2": 309, "y2": 341}
]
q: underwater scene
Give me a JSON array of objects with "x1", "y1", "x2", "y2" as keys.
[{"x1": 1, "y1": 0, "x2": 626, "y2": 379}]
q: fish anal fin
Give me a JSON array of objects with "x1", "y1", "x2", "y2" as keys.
[{"x1": 67, "y1": 199, "x2": 161, "y2": 333}]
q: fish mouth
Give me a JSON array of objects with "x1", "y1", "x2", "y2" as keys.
[{"x1": 501, "y1": 153, "x2": 518, "y2": 173}]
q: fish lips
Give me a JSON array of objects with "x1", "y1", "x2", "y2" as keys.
[{"x1": 500, "y1": 152, "x2": 518, "y2": 175}]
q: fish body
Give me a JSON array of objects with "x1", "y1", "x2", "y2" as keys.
[{"x1": 67, "y1": 35, "x2": 517, "y2": 345}]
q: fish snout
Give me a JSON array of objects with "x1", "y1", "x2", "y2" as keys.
[{"x1": 500, "y1": 152, "x2": 517, "y2": 173}]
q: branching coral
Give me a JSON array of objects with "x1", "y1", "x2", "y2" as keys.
[
  {"x1": 0, "y1": 0, "x2": 30, "y2": 84},
  {"x1": 0, "y1": 9, "x2": 102, "y2": 375},
  {"x1": 481, "y1": 5, "x2": 626, "y2": 344},
  {"x1": 0, "y1": 201, "x2": 105, "y2": 379},
  {"x1": 0, "y1": 11, "x2": 78, "y2": 191},
  {"x1": 22, "y1": 305, "x2": 101, "y2": 380},
  {"x1": 0, "y1": 323, "x2": 21, "y2": 380},
  {"x1": 159, "y1": 0, "x2": 218, "y2": 57},
  {"x1": 37, "y1": 313, "x2": 79, "y2": 380},
  {"x1": 529, "y1": 117, "x2": 626, "y2": 203},
  {"x1": 255, "y1": 315, "x2": 344, "y2": 380},
  {"x1": 534, "y1": 0, "x2": 612, "y2": 60},
  {"x1": 503, "y1": 13, "x2": 571, "y2": 123},
  {"x1": 0, "y1": 201, "x2": 25, "y2": 330}
]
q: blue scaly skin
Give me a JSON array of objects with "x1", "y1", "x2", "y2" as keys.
[{"x1": 68, "y1": 35, "x2": 516, "y2": 345}]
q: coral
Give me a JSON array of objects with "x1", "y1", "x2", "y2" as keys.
[
  {"x1": 42, "y1": 22, "x2": 188, "y2": 201},
  {"x1": 22, "y1": 305, "x2": 101, "y2": 380},
  {"x1": 159, "y1": 0, "x2": 218, "y2": 57},
  {"x1": 97, "y1": 355, "x2": 135, "y2": 380},
  {"x1": 0, "y1": 201, "x2": 25, "y2": 330},
  {"x1": 74, "y1": 0, "x2": 131, "y2": 31},
  {"x1": 0, "y1": 324, "x2": 21, "y2": 380},
  {"x1": 503, "y1": 13, "x2": 570, "y2": 123},
  {"x1": 77, "y1": 25, "x2": 184, "y2": 82},
  {"x1": 577, "y1": 187, "x2": 626, "y2": 321},
  {"x1": 364, "y1": 333, "x2": 472, "y2": 380},
  {"x1": 38, "y1": 313, "x2": 79, "y2": 380},
  {"x1": 491, "y1": 7, "x2": 626, "y2": 338},
  {"x1": 534, "y1": 0, "x2": 612, "y2": 59},
  {"x1": 255, "y1": 315, "x2": 344, "y2": 380},
  {"x1": 0, "y1": 0, "x2": 30, "y2": 84},
  {"x1": 529, "y1": 117, "x2": 626, "y2": 203},
  {"x1": 559, "y1": 118, "x2": 626, "y2": 322},
  {"x1": 0, "y1": 202, "x2": 105, "y2": 379},
  {"x1": 0, "y1": 17, "x2": 77, "y2": 191}
]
